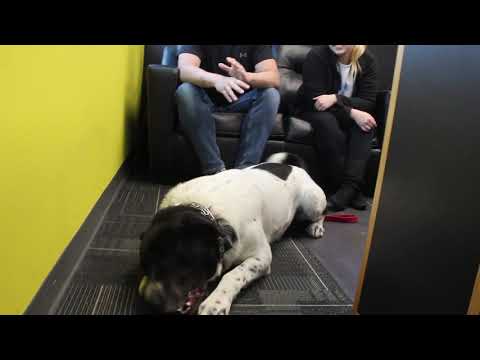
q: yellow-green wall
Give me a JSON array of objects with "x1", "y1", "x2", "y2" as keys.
[{"x1": 0, "y1": 45, "x2": 145, "y2": 314}]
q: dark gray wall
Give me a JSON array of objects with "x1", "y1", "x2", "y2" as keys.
[
  {"x1": 368, "y1": 45, "x2": 397, "y2": 90},
  {"x1": 358, "y1": 45, "x2": 480, "y2": 314}
]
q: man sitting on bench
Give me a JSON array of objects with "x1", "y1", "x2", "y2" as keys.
[{"x1": 176, "y1": 45, "x2": 281, "y2": 175}]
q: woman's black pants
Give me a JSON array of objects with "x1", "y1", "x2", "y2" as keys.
[{"x1": 300, "y1": 110, "x2": 374, "y2": 194}]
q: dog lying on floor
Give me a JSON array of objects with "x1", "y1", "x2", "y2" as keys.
[{"x1": 138, "y1": 153, "x2": 327, "y2": 315}]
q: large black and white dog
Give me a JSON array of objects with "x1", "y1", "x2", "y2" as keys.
[{"x1": 138, "y1": 153, "x2": 327, "y2": 315}]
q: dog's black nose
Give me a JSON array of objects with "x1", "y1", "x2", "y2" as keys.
[
  {"x1": 148, "y1": 294, "x2": 168, "y2": 312},
  {"x1": 140, "y1": 295, "x2": 169, "y2": 314},
  {"x1": 141, "y1": 281, "x2": 169, "y2": 311}
]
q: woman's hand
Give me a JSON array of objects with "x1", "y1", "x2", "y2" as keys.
[
  {"x1": 351, "y1": 109, "x2": 377, "y2": 132},
  {"x1": 313, "y1": 94, "x2": 337, "y2": 111}
]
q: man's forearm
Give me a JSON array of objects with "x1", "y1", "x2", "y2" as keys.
[
  {"x1": 179, "y1": 65, "x2": 223, "y2": 88},
  {"x1": 246, "y1": 71, "x2": 280, "y2": 89}
]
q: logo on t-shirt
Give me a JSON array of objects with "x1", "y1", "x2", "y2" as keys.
[{"x1": 239, "y1": 52, "x2": 248, "y2": 59}]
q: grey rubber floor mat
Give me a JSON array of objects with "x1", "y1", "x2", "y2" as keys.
[{"x1": 55, "y1": 178, "x2": 355, "y2": 315}]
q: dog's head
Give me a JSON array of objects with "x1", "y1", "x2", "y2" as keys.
[{"x1": 138, "y1": 205, "x2": 225, "y2": 314}]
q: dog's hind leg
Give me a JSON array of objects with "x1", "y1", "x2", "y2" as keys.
[
  {"x1": 296, "y1": 169, "x2": 328, "y2": 238},
  {"x1": 198, "y1": 245, "x2": 272, "y2": 315}
]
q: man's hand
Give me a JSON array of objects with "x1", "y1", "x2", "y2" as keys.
[
  {"x1": 351, "y1": 109, "x2": 377, "y2": 132},
  {"x1": 219, "y1": 57, "x2": 250, "y2": 84},
  {"x1": 313, "y1": 94, "x2": 337, "y2": 111},
  {"x1": 214, "y1": 76, "x2": 250, "y2": 103}
]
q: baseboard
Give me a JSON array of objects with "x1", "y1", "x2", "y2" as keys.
[{"x1": 24, "y1": 160, "x2": 129, "y2": 315}]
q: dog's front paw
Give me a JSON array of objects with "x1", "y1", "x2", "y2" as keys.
[
  {"x1": 306, "y1": 222, "x2": 324, "y2": 238},
  {"x1": 198, "y1": 297, "x2": 231, "y2": 315}
]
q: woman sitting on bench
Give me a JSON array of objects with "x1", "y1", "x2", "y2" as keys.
[{"x1": 297, "y1": 45, "x2": 378, "y2": 211}]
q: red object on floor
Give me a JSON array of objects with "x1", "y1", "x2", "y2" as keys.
[{"x1": 325, "y1": 213, "x2": 359, "y2": 223}]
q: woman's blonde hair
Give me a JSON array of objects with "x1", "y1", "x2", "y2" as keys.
[{"x1": 350, "y1": 45, "x2": 367, "y2": 78}]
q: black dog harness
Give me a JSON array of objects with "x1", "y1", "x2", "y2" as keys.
[{"x1": 189, "y1": 202, "x2": 233, "y2": 256}]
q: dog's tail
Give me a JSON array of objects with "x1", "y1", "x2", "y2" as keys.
[{"x1": 266, "y1": 152, "x2": 308, "y2": 171}]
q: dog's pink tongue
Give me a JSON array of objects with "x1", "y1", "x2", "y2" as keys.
[
  {"x1": 182, "y1": 288, "x2": 206, "y2": 314},
  {"x1": 189, "y1": 288, "x2": 205, "y2": 298}
]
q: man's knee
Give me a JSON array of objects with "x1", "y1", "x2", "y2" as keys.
[
  {"x1": 256, "y1": 87, "x2": 281, "y2": 110},
  {"x1": 175, "y1": 82, "x2": 203, "y2": 105},
  {"x1": 176, "y1": 83, "x2": 213, "y2": 129}
]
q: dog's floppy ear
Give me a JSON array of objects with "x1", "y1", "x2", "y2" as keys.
[{"x1": 216, "y1": 220, "x2": 237, "y2": 246}]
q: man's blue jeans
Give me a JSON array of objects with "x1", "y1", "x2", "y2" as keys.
[{"x1": 175, "y1": 83, "x2": 280, "y2": 174}]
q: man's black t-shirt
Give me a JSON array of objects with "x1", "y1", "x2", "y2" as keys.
[{"x1": 178, "y1": 45, "x2": 273, "y2": 106}]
